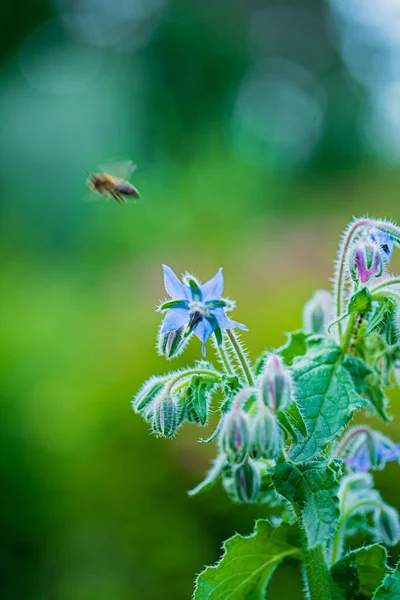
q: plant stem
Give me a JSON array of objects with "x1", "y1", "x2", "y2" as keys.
[
  {"x1": 165, "y1": 368, "x2": 221, "y2": 394},
  {"x1": 303, "y1": 544, "x2": 333, "y2": 600},
  {"x1": 341, "y1": 312, "x2": 358, "y2": 354},
  {"x1": 371, "y1": 278, "x2": 400, "y2": 293},
  {"x1": 226, "y1": 329, "x2": 254, "y2": 386},
  {"x1": 334, "y1": 219, "x2": 372, "y2": 339},
  {"x1": 334, "y1": 426, "x2": 372, "y2": 458},
  {"x1": 212, "y1": 335, "x2": 234, "y2": 375},
  {"x1": 331, "y1": 498, "x2": 383, "y2": 565}
]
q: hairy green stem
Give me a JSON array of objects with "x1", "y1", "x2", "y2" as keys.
[
  {"x1": 212, "y1": 334, "x2": 234, "y2": 375},
  {"x1": 331, "y1": 498, "x2": 383, "y2": 565},
  {"x1": 334, "y1": 426, "x2": 372, "y2": 459},
  {"x1": 371, "y1": 278, "x2": 400, "y2": 293},
  {"x1": 226, "y1": 329, "x2": 255, "y2": 386},
  {"x1": 341, "y1": 312, "x2": 359, "y2": 354},
  {"x1": 303, "y1": 544, "x2": 333, "y2": 600},
  {"x1": 165, "y1": 368, "x2": 221, "y2": 395},
  {"x1": 334, "y1": 219, "x2": 372, "y2": 339}
]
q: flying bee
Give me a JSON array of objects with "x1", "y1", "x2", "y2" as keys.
[{"x1": 85, "y1": 160, "x2": 140, "y2": 205}]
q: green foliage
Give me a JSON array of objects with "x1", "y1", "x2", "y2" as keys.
[
  {"x1": 373, "y1": 563, "x2": 400, "y2": 599},
  {"x1": 288, "y1": 338, "x2": 367, "y2": 462},
  {"x1": 331, "y1": 544, "x2": 391, "y2": 600},
  {"x1": 193, "y1": 520, "x2": 300, "y2": 599},
  {"x1": 273, "y1": 458, "x2": 340, "y2": 546},
  {"x1": 278, "y1": 330, "x2": 311, "y2": 366}
]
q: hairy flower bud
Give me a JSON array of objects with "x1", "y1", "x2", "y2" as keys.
[
  {"x1": 132, "y1": 376, "x2": 166, "y2": 419},
  {"x1": 348, "y1": 236, "x2": 384, "y2": 284},
  {"x1": 374, "y1": 505, "x2": 400, "y2": 546},
  {"x1": 249, "y1": 405, "x2": 282, "y2": 460},
  {"x1": 303, "y1": 290, "x2": 332, "y2": 335},
  {"x1": 184, "y1": 376, "x2": 211, "y2": 425},
  {"x1": 220, "y1": 407, "x2": 250, "y2": 465},
  {"x1": 157, "y1": 325, "x2": 190, "y2": 360},
  {"x1": 233, "y1": 461, "x2": 260, "y2": 503},
  {"x1": 151, "y1": 395, "x2": 182, "y2": 438},
  {"x1": 259, "y1": 354, "x2": 293, "y2": 412}
]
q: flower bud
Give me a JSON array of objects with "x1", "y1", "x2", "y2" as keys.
[
  {"x1": 343, "y1": 429, "x2": 400, "y2": 472},
  {"x1": 157, "y1": 325, "x2": 189, "y2": 360},
  {"x1": 220, "y1": 407, "x2": 250, "y2": 465},
  {"x1": 259, "y1": 354, "x2": 293, "y2": 412},
  {"x1": 185, "y1": 376, "x2": 211, "y2": 425},
  {"x1": 132, "y1": 377, "x2": 166, "y2": 419},
  {"x1": 151, "y1": 395, "x2": 182, "y2": 438},
  {"x1": 233, "y1": 461, "x2": 260, "y2": 503},
  {"x1": 374, "y1": 505, "x2": 400, "y2": 546},
  {"x1": 369, "y1": 227, "x2": 394, "y2": 264},
  {"x1": 348, "y1": 236, "x2": 384, "y2": 284},
  {"x1": 303, "y1": 290, "x2": 332, "y2": 335},
  {"x1": 249, "y1": 405, "x2": 283, "y2": 460}
]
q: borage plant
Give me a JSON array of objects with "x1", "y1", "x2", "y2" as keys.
[{"x1": 132, "y1": 217, "x2": 400, "y2": 600}]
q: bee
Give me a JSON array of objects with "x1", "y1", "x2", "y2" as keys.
[{"x1": 85, "y1": 160, "x2": 140, "y2": 205}]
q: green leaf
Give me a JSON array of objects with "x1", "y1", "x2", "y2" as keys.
[
  {"x1": 342, "y1": 355, "x2": 390, "y2": 422},
  {"x1": 373, "y1": 562, "x2": 400, "y2": 599},
  {"x1": 288, "y1": 338, "x2": 366, "y2": 462},
  {"x1": 278, "y1": 330, "x2": 312, "y2": 366},
  {"x1": 331, "y1": 544, "x2": 391, "y2": 600},
  {"x1": 277, "y1": 402, "x2": 307, "y2": 443},
  {"x1": 273, "y1": 458, "x2": 339, "y2": 546},
  {"x1": 193, "y1": 520, "x2": 300, "y2": 599}
]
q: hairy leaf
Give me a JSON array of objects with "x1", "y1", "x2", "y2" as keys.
[
  {"x1": 288, "y1": 338, "x2": 366, "y2": 462},
  {"x1": 278, "y1": 330, "x2": 312, "y2": 366},
  {"x1": 373, "y1": 562, "x2": 400, "y2": 599},
  {"x1": 193, "y1": 520, "x2": 300, "y2": 599},
  {"x1": 331, "y1": 544, "x2": 391, "y2": 600},
  {"x1": 273, "y1": 458, "x2": 339, "y2": 546}
]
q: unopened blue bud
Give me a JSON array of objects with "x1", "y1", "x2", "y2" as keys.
[
  {"x1": 303, "y1": 290, "x2": 332, "y2": 335},
  {"x1": 374, "y1": 505, "x2": 400, "y2": 546},
  {"x1": 220, "y1": 406, "x2": 250, "y2": 465},
  {"x1": 259, "y1": 354, "x2": 293, "y2": 412},
  {"x1": 152, "y1": 395, "x2": 183, "y2": 438},
  {"x1": 233, "y1": 461, "x2": 260, "y2": 503},
  {"x1": 249, "y1": 405, "x2": 283, "y2": 460},
  {"x1": 158, "y1": 325, "x2": 190, "y2": 360},
  {"x1": 348, "y1": 236, "x2": 384, "y2": 284}
]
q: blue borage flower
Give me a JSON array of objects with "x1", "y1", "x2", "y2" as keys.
[
  {"x1": 158, "y1": 265, "x2": 247, "y2": 355},
  {"x1": 344, "y1": 430, "x2": 400, "y2": 472},
  {"x1": 369, "y1": 227, "x2": 395, "y2": 263}
]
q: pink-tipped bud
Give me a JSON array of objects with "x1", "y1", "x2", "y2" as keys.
[
  {"x1": 349, "y1": 237, "x2": 384, "y2": 284},
  {"x1": 303, "y1": 290, "x2": 332, "y2": 335},
  {"x1": 233, "y1": 461, "x2": 260, "y2": 503},
  {"x1": 220, "y1": 406, "x2": 251, "y2": 465},
  {"x1": 249, "y1": 405, "x2": 283, "y2": 460},
  {"x1": 259, "y1": 354, "x2": 293, "y2": 412}
]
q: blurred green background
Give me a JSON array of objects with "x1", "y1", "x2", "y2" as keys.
[{"x1": 1, "y1": 0, "x2": 399, "y2": 598}]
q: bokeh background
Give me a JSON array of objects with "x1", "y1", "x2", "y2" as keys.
[{"x1": 1, "y1": 0, "x2": 400, "y2": 598}]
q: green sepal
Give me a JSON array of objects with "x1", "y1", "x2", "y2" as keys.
[
  {"x1": 347, "y1": 287, "x2": 373, "y2": 314},
  {"x1": 183, "y1": 375, "x2": 214, "y2": 425},
  {"x1": 158, "y1": 299, "x2": 187, "y2": 311},
  {"x1": 193, "y1": 520, "x2": 300, "y2": 599},
  {"x1": 331, "y1": 544, "x2": 391, "y2": 600},
  {"x1": 273, "y1": 458, "x2": 340, "y2": 546}
]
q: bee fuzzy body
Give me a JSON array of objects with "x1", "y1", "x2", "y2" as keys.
[{"x1": 87, "y1": 173, "x2": 140, "y2": 205}]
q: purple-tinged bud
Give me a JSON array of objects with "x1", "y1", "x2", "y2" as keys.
[
  {"x1": 233, "y1": 461, "x2": 260, "y2": 503},
  {"x1": 249, "y1": 405, "x2": 283, "y2": 460},
  {"x1": 369, "y1": 227, "x2": 395, "y2": 264},
  {"x1": 374, "y1": 505, "x2": 400, "y2": 546},
  {"x1": 348, "y1": 236, "x2": 384, "y2": 284},
  {"x1": 220, "y1": 406, "x2": 251, "y2": 465},
  {"x1": 151, "y1": 395, "x2": 182, "y2": 438},
  {"x1": 157, "y1": 325, "x2": 190, "y2": 360},
  {"x1": 259, "y1": 354, "x2": 293, "y2": 412},
  {"x1": 303, "y1": 290, "x2": 332, "y2": 335}
]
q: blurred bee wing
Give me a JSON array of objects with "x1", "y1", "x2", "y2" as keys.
[{"x1": 98, "y1": 159, "x2": 137, "y2": 180}]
